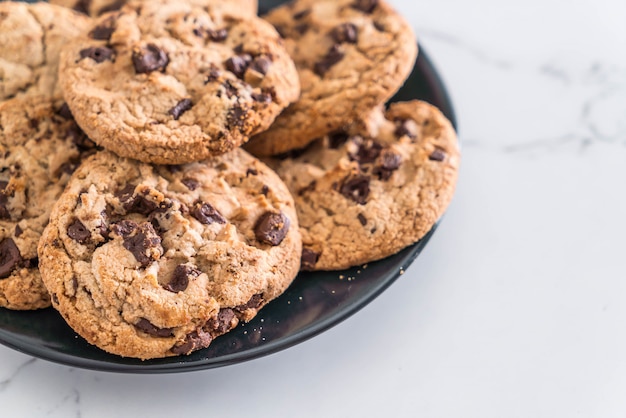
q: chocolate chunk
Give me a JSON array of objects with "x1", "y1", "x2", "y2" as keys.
[
  {"x1": 67, "y1": 218, "x2": 91, "y2": 244},
  {"x1": 89, "y1": 20, "x2": 115, "y2": 40},
  {"x1": 339, "y1": 174, "x2": 370, "y2": 205},
  {"x1": 0, "y1": 239, "x2": 22, "y2": 279},
  {"x1": 254, "y1": 211, "x2": 290, "y2": 246},
  {"x1": 227, "y1": 103, "x2": 248, "y2": 129},
  {"x1": 164, "y1": 264, "x2": 200, "y2": 293},
  {"x1": 191, "y1": 202, "x2": 226, "y2": 225},
  {"x1": 235, "y1": 294, "x2": 263, "y2": 313},
  {"x1": 57, "y1": 103, "x2": 74, "y2": 120},
  {"x1": 111, "y1": 219, "x2": 137, "y2": 237},
  {"x1": 97, "y1": 0, "x2": 125, "y2": 14},
  {"x1": 249, "y1": 56, "x2": 271, "y2": 76},
  {"x1": 328, "y1": 131, "x2": 349, "y2": 149},
  {"x1": 121, "y1": 222, "x2": 162, "y2": 267},
  {"x1": 225, "y1": 54, "x2": 253, "y2": 79},
  {"x1": 134, "y1": 318, "x2": 173, "y2": 338},
  {"x1": 357, "y1": 213, "x2": 367, "y2": 226},
  {"x1": 314, "y1": 45, "x2": 345, "y2": 76},
  {"x1": 301, "y1": 248, "x2": 319, "y2": 271},
  {"x1": 205, "y1": 67, "x2": 221, "y2": 83},
  {"x1": 251, "y1": 91, "x2": 272, "y2": 103},
  {"x1": 0, "y1": 181, "x2": 11, "y2": 220},
  {"x1": 293, "y1": 9, "x2": 311, "y2": 19},
  {"x1": 349, "y1": 138, "x2": 383, "y2": 164},
  {"x1": 171, "y1": 330, "x2": 212, "y2": 355},
  {"x1": 79, "y1": 46, "x2": 115, "y2": 63},
  {"x1": 71, "y1": 0, "x2": 90, "y2": 15},
  {"x1": 330, "y1": 23, "x2": 358, "y2": 44},
  {"x1": 352, "y1": 0, "x2": 378, "y2": 14},
  {"x1": 205, "y1": 308, "x2": 237, "y2": 335},
  {"x1": 117, "y1": 186, "x2": 158, "y2": 215},
  {"x1": 246, "y1": 168, "x2": 258, "y2": 176},
  {"x1": 132, "y1": 43, "x2": 169, "y2": 74},
  {"x1": 395, "y1": 119, "x2": 418, "y2": 140},
  {"x1": 374, "y1": 149, "x2": 402, "y2": 180},
  {"x1": 67, "y1": 123, "x2": 97, "y2": 151},
  {"x1": 429, "y1": 149, "x2": 446, "y2": 162},
  {"x1": 181, "y1": 177, "x2": 199, "y2": 191},
  {"x1": 14, "y1": 225, "x2": 23, "y2": 238},
  {"x1": 168, "y1": 98, "x2": 193, "y2": 120},
  {"x1": 25, "y1": 257, "x2": 38, "y2": 269},
  {"x1": 260, "y1": 185, "x2": 270, "y2": 196},
  {"x1": 207, "y1": 28, "x2": 228, "y2": 42}
]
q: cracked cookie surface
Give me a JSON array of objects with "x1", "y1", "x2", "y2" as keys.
[
  {"x1": 245, "y1": 0, "x2": 417, "y2": 156},
  {"x1": 38, "y1": 149, "x2": 301, "y2": 359},
  {"x1": 0, "y1": 96, "x2": 99, "y2": 310},
  {"x1": 59, "y1": 0, "x2": 300, "y2": 164},
  {"x1": 50, "y1": 0, "x2": 259, "y2": 18},
  {"x1": 268, "y1": 100, "x2": 459, "y2": 270},
  {"x1": 0, "y1": 2, "x2": 90, "y2": 102}
]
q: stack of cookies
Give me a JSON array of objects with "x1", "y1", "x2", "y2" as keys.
[{"x1": 0, "y1": 0, "x2": 459, "y2": 359}]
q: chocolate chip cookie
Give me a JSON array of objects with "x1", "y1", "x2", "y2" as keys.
[
  {"x1": 0, "y1": 2, "x2": 90, "y2": 102},
  {"x1": 269, "y1": 100, "x2": 459, "y2": 271},
  {"x1": 50, "y1": 0, "x2": 259, "y2": 18},
  {"x1": 0, "y1": 97, "x2": 99, "y2": 310},
  {"x1": 59, "y1": 0, "x2": 300, "y2": 165},
  {"x1": 38, "y1": 149, "x2": 301, "y2": 359},
  {"x1": 245, "y1": 0, "x2": 417, "y2": 156}
]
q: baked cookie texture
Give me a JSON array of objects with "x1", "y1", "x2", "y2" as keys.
[
  {"x1": 59, "y1": 0, "x2": 300, "y2": 164},
  {"x1": 38, "y1": 149, "x2": 301, "y2": 359},
  {"x1": 0, "y1": 2, "x2": 90, "y2": 102},
  {"x1": 268, "y1": 100, "x2": 459, "y2": 271},
  {"x1": 50, "y1": 0, "x2": 259, "y2": 18},
  {"x1": 0, "y1": 97, "x2": 99, "y2": 310},
  {"x1": 245, "y1": 0, "x2": 417, "y2": 156}
]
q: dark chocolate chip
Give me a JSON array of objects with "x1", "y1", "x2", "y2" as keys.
[
  {"x1": 117, "y1": 186, "x2": 158, "y2": 215},
  {"x1": 0, "y1": 238, "x2": 22, "y2": 279},
  {"x1": 191, "y1": 202, "x2": 226, "y2": 225},
  {"x1": 97, "y1": 0, "x2": 125, "y2": 14},
  {"x1": 168, "y1": 98, "x2": 193, "y2": 120},
  {"x1": 357, "y1": 213, "x2": 367, "y2": 226},
  {"x1": 293, "y1": 9, "x2": 311, "y2": 19},
  {"x1": 328, "y1": 131, "x2": 349, "y2": 149},
  {"x1": 251, "y1": 91, "x2": 272, "y2": 103},
  {"x1": 225, "y1": 54, "x2": 253, "y2": 79},
  {"x1": 205, "y1": 308, "x2": 237, "y2": 335},
  {"x1": 0, "y1": 181, "x2": 10, "y2": 220},
  {"x1": 349, "y1": 139, "x2": 383, "y2": 164},
  {"x1": 111, "y1": 219, "x2": 137, "y2": 237},
  {"x1": 249, "y1": 56, "x2": 271, "y2": 76},
  {"x1": 429, "y1": 149, "x2": 447, "y2": 162},
  {"x1": 181, "y1": 177, "x2": 199, "y2": 191},
  {"x1": 339, "y1": 174, "x2": 370, "y2": 205},
  {"x1": 89, "y1": 21, "x2": 115, "y2": 40},
  {"x1": 79, "y1": 46, "x2": 115, "y2": 63},
  {"x1": 134, "y1": 318, "x2": 174, "y2": 338},
  {"x1": 395, "y1": 119, "x2": 418, "y2": 140},
  {"x1": 205, "y1": 67, "x2": 221, "y2": 83},
  {"x1": 71, "y1": 0, "x2": 91, "y2": 15},
  {"x1": 171, "y1": 330, "x2": 212, "y2": 355},
  {"x1": 374, "y1": 149, "x2": 402, "y2": 180},
  {"x1": 301, "y1": 248, "x2": 319, "y2": 271},
  {"x1": 14, "y1": 225, "x2": 23, "y2": 238},
  {"x1": 246, "y1": 168, "x2": 258, "y2": 176},
  {"x1": 164, "y1": 264, "x2": 200, "y2": 293},
  {"x1": 67, "y1": 123, "x2": 97, "y2": 151},
  {"x1": 25, "y1": 257, "x2": 38, "y2": 269},
  {"x1": 352, "y1": 0, "x2": 378, "y2": 14},
  {"x1": 51, "y1": 293, "x2": 59, "y2": 305},
  {"x1": 260, "y1": 185, "x2": 269, "y2": 196},
  {"x1": 314, "y1": 45, "x2": 345, "y2": 76},
  {"x1": 57, "y1": 103, "x2": 74, "y2": 120},
  {"x1": 67, "y1": 218, "x2": 91, "y2": 244},
  {"x1": 330, "y1": 23, "x2": 358, "y2": 44},
  {"x1": 254, "y1": 211, "x2": 290, "y2": 246},
  {"x1": 235, "y1": 294, "x2": 264, "y2": 312},
  {"x1": 207, "y1": 28, "x2": 228, "y2": 42},
  {"x1": 226, "y1": 103, "x2": 248, "y2": 129},
  {"x1": 121, "y1": 222, "x2": 162, "y2": 267},
  {"x1": 132, "y1": 43, "x2": 169, "y2": 74}
]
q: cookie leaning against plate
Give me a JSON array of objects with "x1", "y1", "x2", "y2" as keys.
[
  {"x1": 38, "y1": 149, "x2": 301, "y2": 359},
  {"x1": 59, "y1": 0, "x2": 300, "y2": 165},
  {"x1": 0, "y1": 2, "x2": 90, "y2": 102},
  {"x1": 244, "y1": 0, "x2": 417, "y2": 156},
  {"x1": 0, "y1": 97, "x2": 99, "y2": 310},
  {"x1": 50, "y1": 0, "x2": 259, "y2": 18},
  {"x1": 269, "y1": 100, "x2": 459, "y2": 271}
]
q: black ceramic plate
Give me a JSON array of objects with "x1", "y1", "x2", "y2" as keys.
[{"x1": 0, "y1": 0, "x2": 457, "y2": 373}]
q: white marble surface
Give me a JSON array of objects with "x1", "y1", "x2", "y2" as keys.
[{"x1": 2, "y1": 0, "x2": 626, "y2": 416}]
